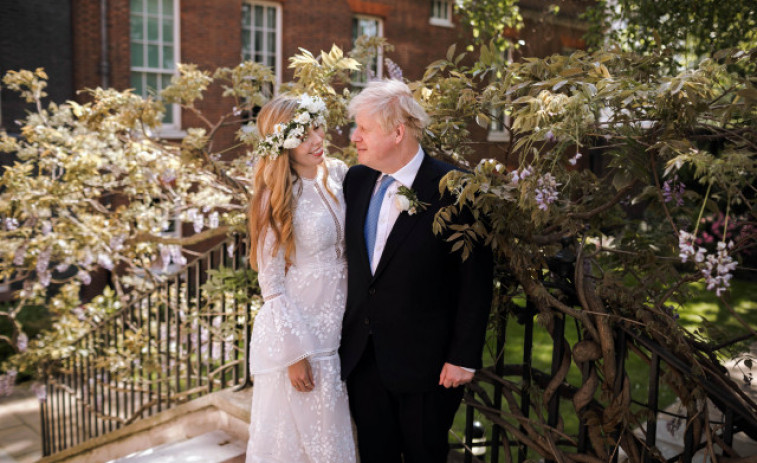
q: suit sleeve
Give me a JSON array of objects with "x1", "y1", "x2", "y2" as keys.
[{"x1": 445, "y1": 205, "x2": 494, "y2": 370}]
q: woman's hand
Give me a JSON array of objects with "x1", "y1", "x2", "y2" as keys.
[{"x1": 288, "y1": 358, "x2": 314, "y2": 392}]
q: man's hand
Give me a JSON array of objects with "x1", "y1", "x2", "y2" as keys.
[
  {"x1": 288, "y1": 358, "x2": 314, "y2": 392},
  {"x1": 439, "y1": 362, "x2": 474, "y2": 388}
]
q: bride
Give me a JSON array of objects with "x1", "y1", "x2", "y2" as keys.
[{"x1": 245, "y1": 94, "x2": 356, "y2": 462}]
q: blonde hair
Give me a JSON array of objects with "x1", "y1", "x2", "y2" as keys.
[
  {"x1": 248, "y1": 95, "x2": 336, "y2": 270},
  {"x1": 348, "y1": 79, "x2": 430, "y2": 140}
]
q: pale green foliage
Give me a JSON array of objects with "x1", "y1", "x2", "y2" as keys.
[
  {"x1": 454, "y1": 0, "x2": 523, "y2": 53},
  {"x1": 585, "y1": 0, "x2": 757, "y2": 71},
  {"x1": 0, "y1": 48, "x2": 361, "y2": 373}
]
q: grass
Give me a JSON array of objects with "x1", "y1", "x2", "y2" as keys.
[{"x1": 450, "y1": 278, "x2": 757, "y2": 457}]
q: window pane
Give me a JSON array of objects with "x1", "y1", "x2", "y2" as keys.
[
  {"x1": 146, "y1": 0, "x2": 158, "y2": 15},
  {"x1": 130, "y1": 15, "x2": 143, "y2": 39},
  {"x1": 131, "y1": 73, "x2": 143, "y2": 95},
  {"x1": 162, "y1": 18, "x2": 173, "y2": 42},
  {"x1": 162, "y1": 73, "x2": 172, "y2": 90},
  {"x1": 267, "y1": 32, "x2": 275, "y2": 53},
  {"x1": 147, "y1": 44, "x2": 159, "y2": 67},
  {"x1": 267, "y1": 55, "x2": 275, "y2": 68},
  {"x1": 163, "y1": 46, "x2": 174, "y2": 69},
  {"x1": 267, "y1": 7, "x2": 276, "y2": 28},
  {"x1": 147, "y1": 16, "x2": 159, "y2": 41},
  {"x1": 254, "y1": 30, "x2": 263, "y2": 53},
  {"x1": 162, "y1": 0, "x2": 172, "y2": 17},
  {"x1": 130, "y1": 0, "x2": 143, "y2": 13},
  {"x1": 254, "y1": 5, "x2": 263, "y2": 27},
  {"x1": 163, "y1": 105, "x2": 173, "y2": 124},
  {"x1": 242, "y1": 4, "x2": 250, "y2": 26},
  {"x1": 146, "y1": 73, "x2": 158, "y2": 94},
  {"x1": 242, "y1": 33, "x2": 250, "y2": 57},
  {"x1": 131, "y1": 43, "x2": 144, "y2": 67}
]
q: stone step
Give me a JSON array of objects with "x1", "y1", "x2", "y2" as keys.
[{"x1": 108, "y1": 430, "x2": 246, "y2": 463}]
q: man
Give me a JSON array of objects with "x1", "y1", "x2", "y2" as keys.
[{"x1": 340, "y1": 79, "x2": 493, "y2": 463}]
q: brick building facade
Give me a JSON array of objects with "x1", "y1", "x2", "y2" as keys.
[{"x1": 3, "y1": 0, "x2": 590, "y2": 151}]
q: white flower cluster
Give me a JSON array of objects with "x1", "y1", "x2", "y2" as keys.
[
  {"x1": 253, "y1": 94, "x2": 328, "y2": 160},
  {"x1": 679, "y1": 231, "x2": 737, "y2": 296}
]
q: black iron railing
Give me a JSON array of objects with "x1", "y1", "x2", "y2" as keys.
[
  {"x1": 39, "y1": 235, "x2": 254, "y2": 456},
  {"x1": 449, "y1": 300, "x2": 757, "y2": 463},
  {"x1": 39, "y1": 237, "x2": 757, "y2": 461}
]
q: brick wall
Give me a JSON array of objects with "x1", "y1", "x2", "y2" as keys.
[{"x1": 0, "y1": 0, "x2": 73, "y2": 134}]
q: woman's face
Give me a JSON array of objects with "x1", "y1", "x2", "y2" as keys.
[{"x1": 289, "y1": 125, "x2": 325, "y2": 178}]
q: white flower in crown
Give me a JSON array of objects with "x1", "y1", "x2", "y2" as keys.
[{"x1": 253, "y1": 93, "x2": 329, "y2": 160}]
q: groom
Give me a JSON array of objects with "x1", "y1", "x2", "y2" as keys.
[{"x1": 340, "y1": 79, "x2": 493, "y2": 463}]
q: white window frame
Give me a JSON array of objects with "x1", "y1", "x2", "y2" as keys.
[
  {"x1": 351, "y1": 15, "x2": 384, "y2": 91},
  {"x1": 488, "y1": 47, "x2": 513, "y2": 142},
  {"x1": 130, "y1": 0, "x2": 183, "y2": 137},
  {"x1": 429, "y1": 0, "x2": 454, "y2": 27},
  {"x1": 241, "y1": 0, "x2": 283, "y2": 88}
]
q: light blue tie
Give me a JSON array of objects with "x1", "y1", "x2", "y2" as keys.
[{"x1": 364, "y1": 175, "x2": 394, "y2": 267}]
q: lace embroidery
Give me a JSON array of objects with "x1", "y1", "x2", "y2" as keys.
[{"x1": 313, "y1": 182, "x2": 345, "y2": 260}]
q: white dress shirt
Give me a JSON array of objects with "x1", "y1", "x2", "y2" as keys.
[{"x1": 368, "y1": 146, "x2": 425, "y2": 274}]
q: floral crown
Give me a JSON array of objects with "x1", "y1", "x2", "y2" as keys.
[{"x1": 254, "y1": 94, "x2": 328, "y2": 160}]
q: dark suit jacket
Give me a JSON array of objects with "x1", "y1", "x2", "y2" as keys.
[{"x1": 339, "y1": 153, "x2": 493, "y2": 393}]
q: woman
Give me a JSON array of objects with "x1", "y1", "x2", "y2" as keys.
[{"x1": 245, "y1": 93, "x2": 355, "y2": 463}]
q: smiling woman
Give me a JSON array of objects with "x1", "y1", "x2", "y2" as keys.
[{"x1": 244, "y1": 94, "x2": 356, "y2": 463}]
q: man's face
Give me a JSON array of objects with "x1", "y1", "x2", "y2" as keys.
[{"x1": 351, "y1": 112, "x2": 398, "y2": 172}]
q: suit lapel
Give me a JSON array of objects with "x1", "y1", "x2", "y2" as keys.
[{"x1": 372, "y1": 154, "x2": 439, "y2": 281}]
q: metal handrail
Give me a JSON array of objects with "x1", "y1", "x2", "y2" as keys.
[{"x1": 39, "y1": 235, "x2": 254, "y2": 455}]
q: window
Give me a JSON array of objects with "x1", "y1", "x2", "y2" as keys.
[
  {"x1": 488, "y1": 47, "x2": 514, "y2": 142},
  {"x1": 130, "y1": 0, "x2": 181, "y2": 134},
  {"x1": 429, "y1": 0, "x2": 453, "y2": 27},
  {"x1": 241, "y1": 1, "x2": 282, "y2": 86},
  {"x1": 351, "y1": 16, "x2": 383, "y2": 91}
]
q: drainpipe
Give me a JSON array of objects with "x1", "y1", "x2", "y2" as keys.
[{"x1": 100, "y1": 0, "x2": 109, "y2": 88}]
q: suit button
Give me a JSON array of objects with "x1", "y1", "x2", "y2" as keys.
[
  {"x1": 368, "y1": 287, "x2": 376, "y2": 295},
  {"x1": 364, "y1": 317, "x2": 370, "y2": 325}
]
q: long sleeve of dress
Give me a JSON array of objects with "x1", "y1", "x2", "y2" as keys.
[{"x1": 248, "y1": 227, "x2": 318, "y2": 374}]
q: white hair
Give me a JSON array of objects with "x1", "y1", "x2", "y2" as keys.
[{"x1": 348, "y1": 79, "x2": 430, "y2": 141}]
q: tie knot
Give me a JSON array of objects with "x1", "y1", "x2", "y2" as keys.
[{"x1": 377, "y1": 175, "x2": 394, "y2": 192}]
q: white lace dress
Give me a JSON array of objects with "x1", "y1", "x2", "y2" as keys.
[{"x1": 246, "y1": 158, "x2": 356, "y2": 463}]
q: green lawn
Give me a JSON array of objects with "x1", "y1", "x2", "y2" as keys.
[{"x1": 450, "y1": 278, "x2": 757, "y2": 457}]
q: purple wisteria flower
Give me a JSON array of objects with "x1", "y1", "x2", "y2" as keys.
[
  {"x1": 77, "y1": 270, "x2": 92, "y2": 285},
  {"x1": 569, "y1": 152, "x2": 582, "y2": 166},
  {"x1": 39, "y1": 270, "x2": 51, "y2": 288},
  {"x1": 0, "y1": 369, "x2": 17, "y2": 397},
  {"x1": 31, "y1": 382, "x2": 46, "y2": 401},
  {"x1": 13, "y1": 245, "x2": 26, "y2": 266},
  {"x1": 385, "y1": 58, "x2": 403, "y2": 80},
  {"x1": 702, "y1": 241, "x2": 737, "y2": 297},
  {"x1": 534, "y1": 173, "x2": 561, "y2": 211},
  {"x1": 36, "y1": 247, "x2": 52, "y2": 275},
  {"x1": 510, "y1": 166, "x2": 532, "y2": 185},
  {"x1": 97, "y1": 253, "x2": 114, "y2": 271},
  {"x1": 662, "y1": 175, "x2": 685, "y2": 206},
  {"x1": 17, "y1": 332, "x2": 28, "y2": 352},
  {"x1": 678, "y1": 231, "x2": 696, "y2": 262},
  {"x1": 4, "y1": 217, "x2": 19, "y2": 231},
  {"x1": 209, "y1": 211, "x2": 220, "y2": 229},
  {"x1": 679, "y1": 230, "x2": 738, "y2": 297}
]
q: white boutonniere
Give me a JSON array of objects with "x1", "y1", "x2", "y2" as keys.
[{"x1": 395, "y1": 185, "x2": 429, "y2": 215}]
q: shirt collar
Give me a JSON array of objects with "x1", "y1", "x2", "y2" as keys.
[{"x1": 387, "y1": 145, "x2": 424, "y2": 188}]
